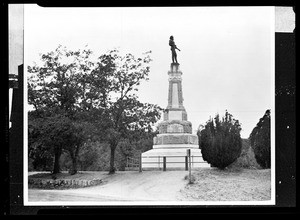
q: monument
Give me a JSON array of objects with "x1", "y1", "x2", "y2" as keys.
[{"x1": 141, "y1": 61, "x2": 210, "y2": 169}]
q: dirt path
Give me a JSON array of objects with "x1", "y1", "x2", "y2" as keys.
[{"x1": 28, "y1": 171, "x2": 188, "y2": 202}]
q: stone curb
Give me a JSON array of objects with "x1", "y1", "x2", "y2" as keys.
[{"x1": 28, "y1": 177, "x2": 103, "y2": 189}]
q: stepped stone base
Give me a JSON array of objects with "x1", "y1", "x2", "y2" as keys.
[
  {"x1": 157, "y1": 120, "x2": 192, "y2": 134},
  {"x1": 153, "y1": 144, "x2": 199, "y2": 149},
  {"x1": 154, "y1": 133, "x2": 198, "y2": 145},
  {"x1": 141, "y1": 147, "x2": 210, "y2": 170}
]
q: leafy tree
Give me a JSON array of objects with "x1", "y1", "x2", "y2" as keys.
[
  {"x1": 28, "y1": 114, "x2": 87, "y2": 174},
  {"x1": 28, "y1": 114, "x2": 53, "y2": 171},
  {"x1": 198, "y1": 111, "x2": 242, "y2": 169},
  {"x1": 67, "y1": 49, "x2": 162, "y2": 174},
  {"x1": 28, "y1": 45, "x2": 97, "y2": 174},
  {"x1": 28, "y1": 46, "x2": 162, "y2": 174},
  {"x1": 62, "y1": 120, "x2": 91, "y2": 174},
  {"x1": 249, "y1": 110, "x2": 271, "y2": 169},
  {"x1": 76, "y1": 141, "x2": 101, "y2": 171},
  {"x1": 78, "y1": 50, "x2": 162, "y2": 174},
  {"x1": 28, "y1": 45, "x2": 95, "y2": 117}
]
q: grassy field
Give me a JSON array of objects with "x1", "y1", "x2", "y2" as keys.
[{"x1": 180, "y1": 168, "x2": 271, "y2": 201}]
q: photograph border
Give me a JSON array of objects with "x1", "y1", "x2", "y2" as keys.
[{"x1": 5, "y1": 1, "x2": 296, "y2": 215}]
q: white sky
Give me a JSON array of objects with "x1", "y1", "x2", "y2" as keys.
[{"x1": 24, "y1": 5, "x2": 275, "y2": 138}]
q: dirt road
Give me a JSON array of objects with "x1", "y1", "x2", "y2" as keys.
[{"x1": 28, "y1": 171, "x2": 188, "y2": 202}]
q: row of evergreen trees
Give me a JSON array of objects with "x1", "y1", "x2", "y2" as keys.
[{"x1": 197, "y1": 110, "x2": 271, "y2": 169}]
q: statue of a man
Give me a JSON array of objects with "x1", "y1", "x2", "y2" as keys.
[{"x1": 169, "y1": 36, "x2": 181, "y2": 64}]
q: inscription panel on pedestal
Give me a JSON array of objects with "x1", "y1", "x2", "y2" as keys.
[
  {"x1": 171, "y1": 83, "x2": 179, "y2": 108},
  {"x1": 153, "y1": 134, "x2": 199, "y2": 145},
  {"x1": 167, "y1": 124, "x2": 184, "y2": 133},
  {"x1": 168, "y1": 111, "x2": 182, "y2": 120}
]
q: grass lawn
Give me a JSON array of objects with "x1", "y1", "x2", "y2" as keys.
[{"x1": 180, "y1": 167, "x2": 271, "y2": 201}]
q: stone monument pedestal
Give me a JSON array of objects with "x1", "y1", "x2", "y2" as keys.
[
  {"x1": 142, "y1": 147, "x2": 210, "y2": 170},
  {"x1": 141, "y1": 63, "x2": 210, "y2": 169}
]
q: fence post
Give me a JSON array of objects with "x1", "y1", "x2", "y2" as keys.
[
  {"x1": 191, "y1": 155, "x2": 194, "y2": 168},
  {"x1": 185, "y1": 156, "x2": 188, "y2": 171},
  {"x1": 139, "y1": 153, "x2": 142, "y2": 172},
  {"x1": 158, "y1": 156, "x2": 160, "y2": 170},
  {"x1": 187, "y1": 149, "x2": 192, "y2": 184},
  {"x1": 163, "y1": 156, "x2": 166, "y2": 171}
]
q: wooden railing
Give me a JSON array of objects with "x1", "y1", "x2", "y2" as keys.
[
  {"x1": 126, "y1": 150, "x2": 204, "y2": 183},
  {"x1": 126, "y1": 152, "x2": 207, "y2": 172},
  {"x1": 126, "y1": 156, "x2": 140, "y2": 168},
  {"x1": 141, "y1": 155, "x2": 207, "y2": 171}
]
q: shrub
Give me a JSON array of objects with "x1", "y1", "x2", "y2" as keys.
[
  {"x1": 198, "y1": 111, "x2": 242, "y2": 169},
  {"x1": 184, "y1": 174, "x2": 196, "y2": 184}
]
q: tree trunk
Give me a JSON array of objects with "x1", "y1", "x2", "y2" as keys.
[
  {"x1": 70, "y1": 157, "x2": 77, "y2": 175},
  {"x1": 69, "y1": 145, "x2": 80, "y2": 175},
  {"x1": 109, "y1": 144, "x2": 117, "y2": 174},
  {"x1": 53, "y1": 147, "x2": 62, "y2": 174}
]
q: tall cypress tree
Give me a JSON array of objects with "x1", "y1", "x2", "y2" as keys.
[{"x1": 249, "y1": 110, "x2": 271, "y2": 169}]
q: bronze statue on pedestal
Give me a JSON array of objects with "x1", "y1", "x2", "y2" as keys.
[{"x1": 169, "y1": 36, "x2": 181, "y2": 64}]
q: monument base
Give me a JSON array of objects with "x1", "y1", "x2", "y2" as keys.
[{"x1": 141, "y1": 146, "x2": 210, "y2": 170}]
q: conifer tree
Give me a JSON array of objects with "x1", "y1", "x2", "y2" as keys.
[
  {"x1": 249, "y1": 110, "x2": 271, "y2": 168},
  {"x1": 198, "y1": 111, "x2": 242, "y2": 169}
]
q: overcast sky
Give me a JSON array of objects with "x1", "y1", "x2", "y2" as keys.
[{"x1": 24, "y1": 5, "x2": 275, "y2": 138}]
